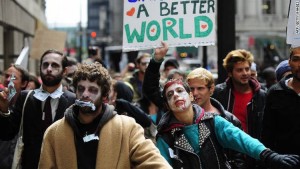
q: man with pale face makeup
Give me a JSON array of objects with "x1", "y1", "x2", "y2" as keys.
[
  {"x1": 145, "y1": 42, "x2": 300, "y2": 169},
  {"x1": 0, "y1": 49, "x2": 76, "y2": 169},
  {"x1": 262, "y1": 46, "x2": 300, "y2": 157},
  {"x1": 38, "y1": 62, "x2": 171, "y2": 169}
]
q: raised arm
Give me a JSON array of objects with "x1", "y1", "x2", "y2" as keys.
[{"x1": 142, "y1": 42, "x2": 169, "y2": 109}]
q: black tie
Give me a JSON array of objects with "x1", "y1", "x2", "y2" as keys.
[{"x1": 43, "y1": 97, "x2": 52, "y2": 131}]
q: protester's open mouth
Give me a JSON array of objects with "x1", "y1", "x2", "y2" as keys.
[{"x1": 175, "y1": 100, "x2": 185, "y2": 106}]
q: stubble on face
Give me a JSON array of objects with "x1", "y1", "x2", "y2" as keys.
[
  {"x1": 289, "y1": 55, "x2": 300, "y2": 81},
  {"x1": 230, "y1": 61, "x2": 251, "y2": 86}
]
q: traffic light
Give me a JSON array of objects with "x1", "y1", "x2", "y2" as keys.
[{"x1": 90, "y1": 31, "x2": 97, "y2": 38}]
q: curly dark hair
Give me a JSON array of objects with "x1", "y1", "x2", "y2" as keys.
[{"x1": 73, "y1": 62, "x2": 111, "y2": 98}]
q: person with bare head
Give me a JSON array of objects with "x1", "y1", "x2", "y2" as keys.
[
  {"x1": 38, "y1": 62, "x2": 171, "y2": 169},
  {"x1": 186, "y1": 67, "x2": 247, "y2": 168},
  {"x1": 0, "y1": 49, "x2": 76, "y2": 169},
  {"x1": 212, "y1": 49, "x2": 266, "y2": 136},
  {"x1": 212, "y1": 49, "x2": 267, "y2": 168},
  {"x1": 125, "y1": 53, "x2": 151, "y2": 102},
  {"x1": 262, "y1": 46, "x2": 300, "y2": 158},
  {"x1": 0, "y1": 64, "x2": 29, "y2": 169},
  {"x1": 1, "y1": 64, "x2": 29, "y2": 104}
]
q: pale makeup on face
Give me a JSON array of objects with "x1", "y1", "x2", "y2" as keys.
[
  {"x1": 166, "y1": 83, "x2": 191, "y2": 112},
  {"x1": 76, "y1": 80, "x2": 102, "y2": 103},
  {"x1": 41, "y1": 54, "x2": 64, "y2": 75}
]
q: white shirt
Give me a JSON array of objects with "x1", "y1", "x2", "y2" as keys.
[{"x1": 33, "y1": 85, "x2": 64, "y2": 121}]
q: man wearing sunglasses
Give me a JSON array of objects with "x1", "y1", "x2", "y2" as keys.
[{"x1": 125, "y1": 53, "x2": 151, "y2": 102}]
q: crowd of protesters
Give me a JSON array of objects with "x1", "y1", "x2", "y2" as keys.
[{"x1": 0, "y1": 42, "x2": 300, "y2": 169}]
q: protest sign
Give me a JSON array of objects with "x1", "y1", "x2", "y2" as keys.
[
  {"x1": 30, "y1": 29, "x2": 67, "y2": 59},
  {"x1": 122, "y1": 0, "x2": 216, "y2": 51},
  {"x1": 287, "y1": 0, "x2": 300, "y2": 47}
]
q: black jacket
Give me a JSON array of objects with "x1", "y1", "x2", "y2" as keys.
[
  {"x1": 212, "y1": 78, "x2": 266, "y2": 169},
  {"x1": 0, "y1": 89, "x2": 76, "y2": 169},
  {"x1": 157, "y1": 105, "x2": 231, "y2": 169},
  {"x1": 143, "y1": 59, "x2": 165, "y2": 110},
  {"x1": 261, "y1": 77, "x2": 300, "y2": 155},
  {"x1": 144, "y1": 58, "x2": 244, "y2": 168},
  {"x1": 211, "y1": 98, "x2": 247, "y2": 169},
  {"x1": 212, "y1": 77, "x2": 266, "y2": 140}
]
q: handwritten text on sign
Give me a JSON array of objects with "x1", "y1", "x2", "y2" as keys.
[{"x1": 122, "y1": 0, "x2": 216, "y2": 51}]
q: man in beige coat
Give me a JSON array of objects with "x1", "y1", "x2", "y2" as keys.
[{"x1": 38, "y1": 62, "x2": 171, "y2": 169}]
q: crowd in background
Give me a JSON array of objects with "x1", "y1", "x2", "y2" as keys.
[{"x1": 0, "y1": 43, "x2": 299, "y2": 169}]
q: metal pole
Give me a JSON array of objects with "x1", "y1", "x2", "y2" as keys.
[{"x1": 217, "y1": 0, "x2": 235, "y2": 84}]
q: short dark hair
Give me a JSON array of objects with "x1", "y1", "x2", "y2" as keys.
[{"x1": 40, "y1": 49, "x2": 68, "y2": 69}]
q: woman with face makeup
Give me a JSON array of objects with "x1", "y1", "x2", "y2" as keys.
[{"x1": 149, "y1": 42, "x2": 300, "y2": 169}]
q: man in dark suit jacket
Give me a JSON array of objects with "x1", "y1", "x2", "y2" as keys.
[{"x1": 0, "y1": 49, "x2": 76, "y2": 169}]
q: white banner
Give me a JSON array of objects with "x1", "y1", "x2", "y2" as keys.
[
  {"x1": 287, "y1": 0, "x2": 300, "y2": 47},
  {"x1": 122, "y1": 0, "x2": 216, "y2": 52}
]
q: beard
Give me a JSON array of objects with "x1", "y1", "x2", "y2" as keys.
[{"x1": 41, "y1": 72, "x2": 63, "y2": 86}]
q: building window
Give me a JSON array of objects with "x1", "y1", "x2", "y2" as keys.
[{"x1": 262, "y1": 0, "x2": 275, "y2": 14}]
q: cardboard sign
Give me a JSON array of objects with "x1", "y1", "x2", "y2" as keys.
[
  {"x1": 122, "y1": 0, "x2": 216, "y2": 52},
  {"x1": 30, "y1": 29, "x2": 67, "y2": 59},
  {"x1": 287, "y1": 0, "x2": 300, "y2": 47}
]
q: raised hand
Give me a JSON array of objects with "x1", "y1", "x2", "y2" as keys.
[{"x1": 154, "y1": 41, "x2": 169, "y2": 61}]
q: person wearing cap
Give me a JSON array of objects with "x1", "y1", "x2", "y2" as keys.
[
  {"x1": 275, "y1": 59, "x2": 292, "y2": 81},
  {"x1": 262, "y1": 46, "x2": 300, "y2": 157},
  {"x1": 163, "y1": 59, "x2": 179, "y2": 76}
]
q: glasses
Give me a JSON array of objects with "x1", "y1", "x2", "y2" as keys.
[{"x1": 140, "y1": 62, "x2": 149, "y2": 66}]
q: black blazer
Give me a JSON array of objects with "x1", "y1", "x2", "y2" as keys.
[{"x1": 0, "y1": 89, "x2": 76, "y2": 169}]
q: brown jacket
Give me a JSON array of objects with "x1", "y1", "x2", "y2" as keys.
[{"x1": 38, "y1": 114, "x2": 171, "y2": 169}]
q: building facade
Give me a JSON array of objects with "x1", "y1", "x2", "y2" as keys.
[
  {"x1": 0, "y1": 0, "x2": 47, "y2": 73},
  {"x1": 87, "y1": 0, "x2": 291, "y2": 72}
]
